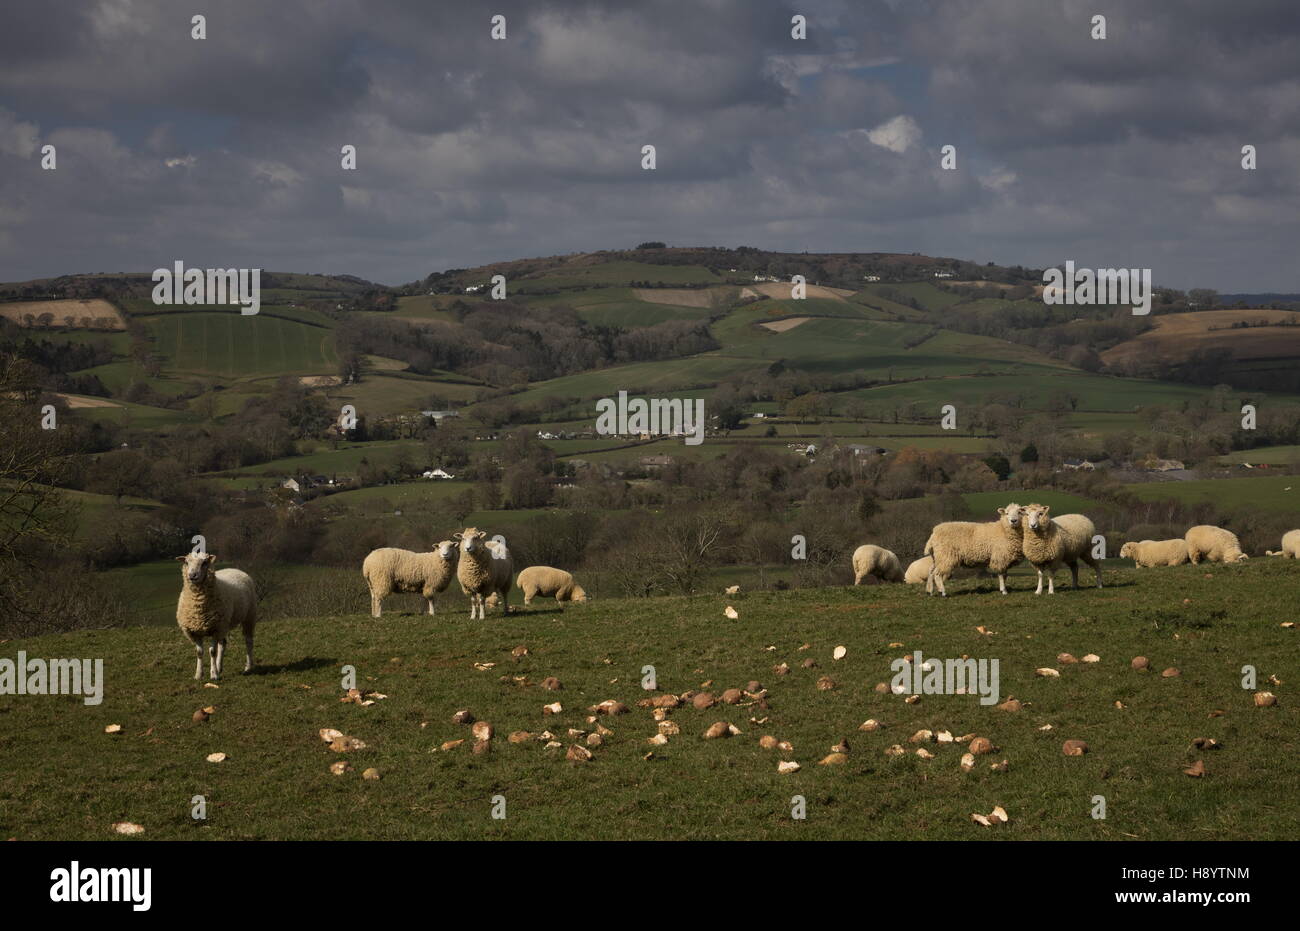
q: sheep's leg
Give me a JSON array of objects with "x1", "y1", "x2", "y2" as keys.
[
  {"x1": 1047, "y1": 570, "x2": 1056, "y2": 595},
  {"x1": 242, "y1": 621, "x2": 255, "y2": 673},
  {"x1": 933, "y1": 570, "x2": 948, "y2": 597},
  {"x1": 206, "y1": 642, "x2": 218, "y2": 680},
  {"x1": 371, "y1": 591, "x2": 382, "y2": 618},
  {"x1": 212, "y1": 638, "x2": 227, "y2": 679},
  {"x1": 1068, "y1": 560, "x2": 1080, "y2": 588},
  {"x1": 997, "y1": 572, "x2": 1008, "y2": 595},
  {"x1": 1034, "y1": 569, "x2": 1044, "y2": 595},
  {"x1": 426, "y1": 595, "x2": 435, "y2": 616},
  {"x1": 925, "y1": 570, "x2": 934, "y2": 595},
  {"x1": 190, "y1": 635, "x2": 205, "y2": 680}
]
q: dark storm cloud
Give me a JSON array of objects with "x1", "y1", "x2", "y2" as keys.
[{"x1": 0, "y1": 0, "x2": 1296, "y2": 290}]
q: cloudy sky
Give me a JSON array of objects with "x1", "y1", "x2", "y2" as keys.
[{"x1": 1, "y1": 0, "x2": 1297, "y2": 291}]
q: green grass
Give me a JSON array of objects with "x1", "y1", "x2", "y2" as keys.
[
  {"x1": 143, "y1": 312, "x2": 338, "y2": 378},
  {"x1": 963, "y1": 489, "x2": 1103, "y2": 518},
  {"x1": 1218, "y1": 446, "x2": 1300, "y2": 466},
  {"x1": 3, "y1": 561, "x2": 1297, "y2": 839},
  {"x1": 1126, "y1": 475, "x2": 1300, "y2": 512}
]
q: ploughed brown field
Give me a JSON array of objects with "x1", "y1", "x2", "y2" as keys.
[{"x1": 1102, "y1": 309, "x2": 1300, "y2": 367}]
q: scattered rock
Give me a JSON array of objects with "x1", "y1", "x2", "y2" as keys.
[
  {"x1": 511, "y1": 645, "x2": 528, "y2": 660},
  {"x1": 472, "y1": 739, "x2": 491, "y2": 755},
  {"x1": 833, "y1": 646, "x2": 847, "y2": 660},
  {"x1": 1035, "y1": 667, "x2": 1060, "y2": 678},
  {"x1": 777, "y1": 761, "x2": 801, "y2": 774},
  {"x1": 915, "y1": 748, "x2": 934, "y2": 760},
  {"x1": 1183, "y1": 759, "x2": 1206, "y2": 778},
  {"x1": 206, "y1": 752, "x2": 227, "y2": 763},
  {"x1": 692, "y1": 692, "x2": 715, "y2": 710},
  {"x1": 960, "y1": 753, "x2": 975, "y2": 772},
  {"x1": 1057, "y1": 653, "x2": 1077, "y2": 664},
  {"x1": 774, "y1": 663, "x2": 790, "y2": 676},
  {"x1": 904, "y1": 694, "x2": 920, "y2": 705},
  {"x1": 1082, "y1": 654, "x2": 1100, "y2": 663},
  {"x1": 586, "y1": 733, "x2": 603, "y2": 748},
  {"x1": 720, "y1": 688, "x2": 744, "y2": 705},
  {"x1": 658, "y1": 721, "x2": 680, "y2": 736},
  {"x1": 724, "y1": 606, "x2": 739, "y2": 619},
  {"x1": 703, "y1": 721, "x2": 733, "y2": 739},
  {"x1": 543, "y1": 702, "x2": 563, "y2": 715},
  {"x1": 104, "y1": 724, "x2": 123, "y2": 735},
  {"x1": 566, "y1": 745, "x2": 593, "y2": 763},
  {"x1": 884, "y1": 744, "x2": 906, "y2": 757},
  {"x1": 362, "y1": 767, "x2": 381, "y2": 780},
  {"x1": 452, "y1": 709, "x2": 475, "y2": 725},
  {"x1": 859, "y1": 719, "x2": 882, "y2": 732},
  {"x1": 111, "y1": 822, "x2": 145, "y2": 836},
  {"x1": 1191, "y1": 737, "x2": 1221, "y2": 750},
  {"x1": 819, "y1": 752, "x2": 848, "y2": 765},
  {"x1": 1062, "y1": 739, "x2": 1088, "y2": 757},
  {"x1": 969, "y1": 737, "x2": 993, "y2": 755},
  {"x1": 192, "y1": 710, "x2": 209, "y2": 723},
  {"x1": 508, "y1": 731, "x2": 533, "y2": 743},
  {"x1": 647, "y1": 733, "x2": 669, "y2": 745},
  {"x1": 874, "y1": 682, "x2": 889, "y2": 694},
  {"x1": 1162, "y1": 667, "x2": 1181, "y2": 678},
  {"x1": 909, "y1": 729, "x2": 933, "y2": 744},
  {"x1": 541, "y1": 677, "x2": 562, "y2": 690},
  {"x1": 439, "y1": 739, "x2": 464, "y2": 751},
  {"x1": 591, "y1": 700, "x2": 629, "y2": 715},
  {"x1": 329, "y1": 761, "x2": 350, "y2": 775},
  {"x1": 1131, "y1": 657, "x2": 1150, "y2": 670},
  {"x1": 816, "y1": 676, "x2": 836, "y2": 691},
  {"x1": 989, "y1": 759, "x2": 1010, "y2": 772},
  {"x1": 1254, "y1": 691, "x2": 1277, "y2": 707},
  {"x1": 471, "y1": 721, "x2": 493, "y2": 741},
  {"x1": 330, "y1": 736, "x2": 367, "y2": 753},
  {"x1": 801, "y1": 658, "x2": 818, "y2": 669},
  {"x1": 996, "y1": 699, "x2": 1022, "y2": 713}
]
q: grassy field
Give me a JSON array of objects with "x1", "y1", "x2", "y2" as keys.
[
  {"x1": 2, "y1": 561, "x2": 1296, "y2": 840},
  {"x1": 143, "y1": 311, "x2": 338, "y2": 378},
  {"x1": 1126, "y1": 475, "x2": 1300, "y2": 512}
]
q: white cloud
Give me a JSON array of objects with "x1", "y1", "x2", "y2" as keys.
[{"x1": 864, "y1": 114, "x2": 921, "y2": 154}]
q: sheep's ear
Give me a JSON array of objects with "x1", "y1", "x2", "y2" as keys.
[
  {"x1": 174, "y1": 555, "x2": 187, "y2": 561},
  {"x1": 1041, "y1": 506, "x2": 1050, "y2": 515},
  {"x1": 453, "y1": 532, "x2": 463, "y2": 540},
  {"x1": 205, "y1": 553, "x2": 218, "y2": 563},
  {"x1": 476, "y1": 531, "x2": 487, "y2": 540},
  {"x1": 997, "y1": 507, "x2": 1006, "y2": 515}
]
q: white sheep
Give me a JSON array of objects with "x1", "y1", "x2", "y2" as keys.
[
  {"x1": 517, "y1": 566, "x2": 588, "y2": 605},
  {"x1": 924, "y1": 503, "x2": 1026, "y2": 596},
  {"x1": 1265, "y1": 529, "x2": 1300, "y2": 558},
  {"x1": 904, "y1": 555, "x2": 934, "y2": 584},
  {"x1": 1119, "y1": 539, "x2": 1189, "y2": 568},
  {"x1": 851, "y1": 545, "x2": 904, "y2": 584},
  {"x1": 1020, "y1": 504, "x2": 1103, "y2": 594},
  {"x1": 175, "y1": 552, "x2": 257, "y2": 680},
  {"x1": 1185, "y1": 525, "x2": 1249, "y2": 564},
  {"x1": 455, "y1": 527, "x2": 513, "y2": 619},
  {"x1": 362, "y1": 541, "x2": 458, "y2": 617}
]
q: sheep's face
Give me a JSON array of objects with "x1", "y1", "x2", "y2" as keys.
[
  {"x1": 571, "y1": 585, "x2": 588, "y2": 603},
  {"x1": 177, "y1": 552, "x2": 216, "y2": 584},
  {"x1": 1233, "y1": 552, "x2": 1250, "y2": 562},
  {"x1": 1023, "y1": 504, "x2": 1051, "y2": 532},
  {"x1": 455, "y1": 528, "x2": 486, "y2": 555},
  {"x1": 998, "y1": 502, "x2": 1026, "y2": 529},
  {"x1": 435, "y1": 540, "x2": 457, "y2": 560},
  {"x1": 1119, "y1": 543, "x2": 1134, "y2": 559}
]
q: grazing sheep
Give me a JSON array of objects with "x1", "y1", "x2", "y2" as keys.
[
  {"x1": 454, "y1": 527, "x2": 513, "y2": 619},
  {"x1": 924, "y1": 503, "x2": 1026, "y2": 596},
  {"x1": 362, "y1": 541, "x2": 458, "y2": 618},
  {"x1": 175, "y1": 552, "x2": 257, "y2": 680},
  {"x1": 1266, "y1": 529, "x2": 1300, "y2": 558},
  {"x1": 852, "y1": 545, "x2": 904, "y2": 584},
  {"x1": 518, "y1": 566, "x2": 588, "y2": 605},
  {"x1": 1119, "y1": 539, "x2": 1189, "y2": 568},
  {"x1": 1020, "y1": 504, "x2": 1103, "y2": 595},
  {"x1": 904, "y1": 555, "x2": 934, "y2": 585},
  {"x1": 1185, "y1": 525, "x2": 1249, "y2": 564}
]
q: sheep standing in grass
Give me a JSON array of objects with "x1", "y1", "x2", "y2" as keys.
[
  {"x1": 1265, "y1": 529, "x2": 1300, "y2": 559},
  {"x1": 362, "y1": 541, "x2": 458, "y2": 617},
  {"x1": 455, "y1": 528, "x2": 513, "y2": 619},
  {"x1": 517, "y1": 566, "x2": 588, "y2": 605},
  {"x1": 1020, "y1": 504, "x2": 1103, "y2": 594},
  {"x1": 904, "y1": 555, "x2": 934, "y2": 584},
  {"x1": 1119, "y1": 539, "x2": 1189, "y2": 568},
  {"x1": 1185, "y1": 525, "x2": 1249, "y2": 564},
  {"x1": 852, "y1": 545, "x2": 904, "y2": 584},
  {"x1": 923, "y1": 503, "x2": 1025, "y2": 596},
  {"x1": 175, "y1": 552, "x2": 257, "y2": 680}
]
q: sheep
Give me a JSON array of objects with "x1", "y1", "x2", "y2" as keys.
[
  {"x1": 904, "y1": 555, "x2": 934, "y2": 584},
  {"x1": 1185, "y1": 525, "x2": 1249, "y2": 564},
  {"x1": 454, "y1": 527, "x2": 513, "y2": 620},
  {"x1": 852, "y1": 544, "x2": 904, "y2": 584},
  {"x1": 362, "y1": 541, "x2": 458, "y2": 618},
  {"x1": 175, "y1": 552, "x2": 257, "y2": 680},
  {"x1": 1119, "y1": 539, "x2": 1189, "y2": 568},
  {"x1": 1265, "y1": 529, "x2": 1300, "y2": 558},
  {"x1": 1020, "y1": 504, "x2": 1103, "y2": 594},
  {"x1": 923, "y1": 503, "x2": 1026, "y2": 596},
  {"x1": 517, "y1": 566, "x2": 588, "y2": 605}
]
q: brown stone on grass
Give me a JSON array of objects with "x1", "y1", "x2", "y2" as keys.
[
  {"x1": 1131, "y1": 657, "x2": 1150, "y2": 670},
  {"x1": 1062, "y1": 739, "x2": 1089, "y2": 757},
  {"x1": 692, "y1": 692, "x2": 716, "y2": 710},
  {"x1": 703, "y1": 721, "x2": 733, "y2": 739},
  {"x1": 541, "y1": 677, "x2": 562, "y2": 690},
  {"x1": 720, "y1": 688, "x2": 744, "y2": 704}
]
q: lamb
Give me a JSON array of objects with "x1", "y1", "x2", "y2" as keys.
[
  {"x1": 904, "y1": 555, "x2": 934, "y2": 584},
  {"x1": 1265, "y1": 529, "x2": 1300, "y2": 559},
  {"x1": 175, "y1": 552, "x2": 257, "y2": 680},
  {"x1": 362, "y1": 541, "x2": 458, "y2": 618},
  {"x1": 1020, "y1": 504, "x2": 1103, "y2": 595},
  {"x1": 1184, "y1": 525, "x2": 1249, "y2": 564},
  {"x1": 454, "y1": 527, "x2": 513, "y2": 619},
  {"x1": 923, "y1": 503, "x2": 1026, "y2": 596},
  {"x1": 517, "y1": 566, "x2": 588, "y2": 605},
  {"x1": 851, "y1": 545, "x2": 904, "y2": 584},
  {"x1": 1119, "y1": 539, "x2": 1190, "y2": 568}
]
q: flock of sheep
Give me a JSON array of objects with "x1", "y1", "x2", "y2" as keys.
[
  {"x1": 173, "y1": 527, "x2": 587, "y2": 681},
  {"x1": 172, "y1": 512, "x2": 1297, "y2": 681},
  {"x1": 853, "y1": 504, "x2": 1297, "y2": 597}
]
